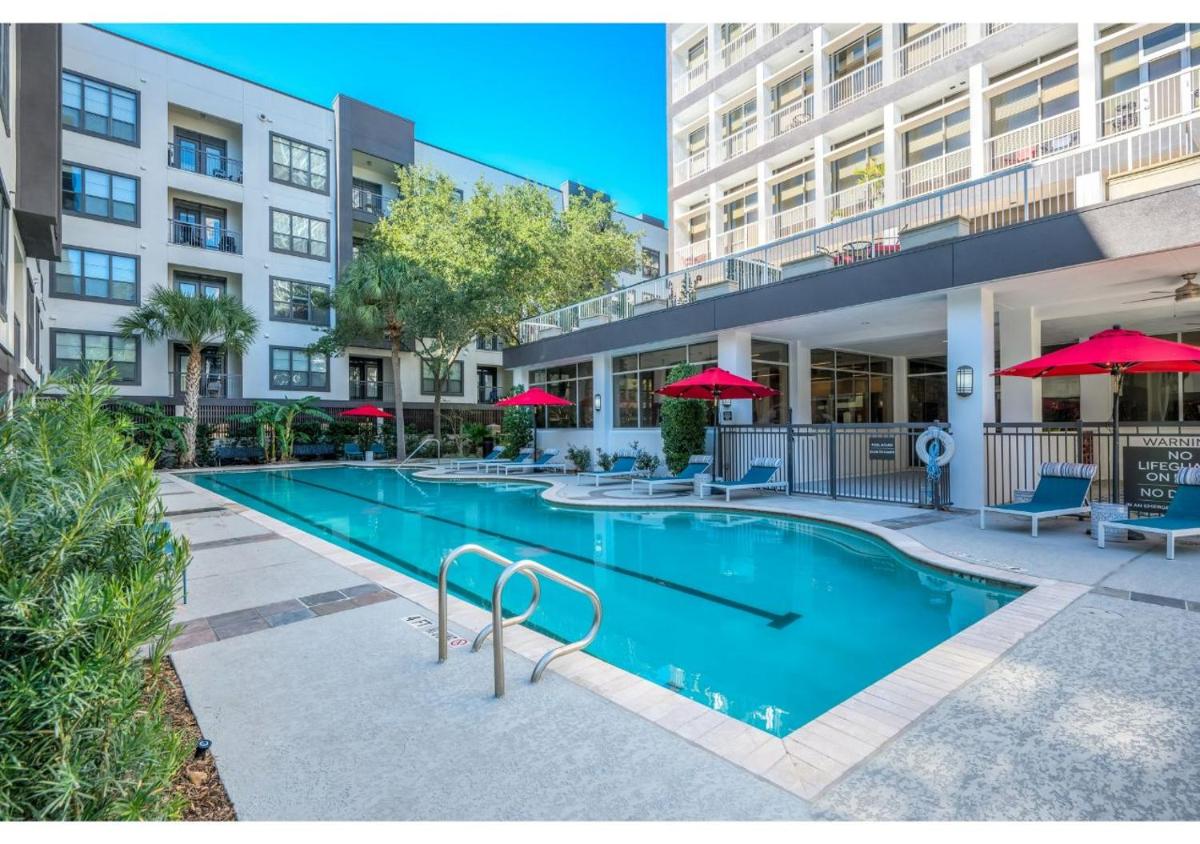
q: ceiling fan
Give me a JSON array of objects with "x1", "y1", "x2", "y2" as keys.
[{"x1": 1124, "y1": 272, "x2": 1200, "y2": 304}]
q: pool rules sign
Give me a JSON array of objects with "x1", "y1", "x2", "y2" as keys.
[{"x1": 1123, "y1": 440, "x2": 1200, "y2": 514}]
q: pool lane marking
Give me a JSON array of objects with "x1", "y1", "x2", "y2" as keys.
[{"x1": 231, "y1": 470, "x2": 798, "y2": 627}]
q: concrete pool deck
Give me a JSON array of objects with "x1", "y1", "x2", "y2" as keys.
[{"x1": 159, "y1": 465, "x2": 1200, "y2": 820}]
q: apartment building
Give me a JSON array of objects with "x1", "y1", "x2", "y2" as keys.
[
  {"x1": 508, "y1": 22, "x2": 1200, "y2": 511},
  {"x1": 0, "y1": 24, "x2": 59, "y2": 402},
  {"x1": 41, "y1": 24, "x2": 665, "y2": 411}
]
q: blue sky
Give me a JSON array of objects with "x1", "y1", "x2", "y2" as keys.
[{"x1": 99, "y1": 23, "x2": 668, "y2": 220}]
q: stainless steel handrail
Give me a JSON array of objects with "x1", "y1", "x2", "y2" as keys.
[
  {"x1": 397, "y1": 435, "x2": 441, "y2": 468},
  {"x1": 436, "y1": 542, "x2": 604, "y2": 697}
]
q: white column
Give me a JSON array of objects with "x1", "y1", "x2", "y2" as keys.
[
  {"x1": 792, "y1": 342, "x2": 812, "y2": 423},
  {"x1": 891, "y1": 356, "x2": 909, "y2": 422},
  {"x1": 881, "y1": 24, "x2": 897, "y2": 86},
  {"x1": 590, "y1": 353, "x2": 612, "y2": 452},
  {"x1": 882, "y1": 102, "x2": 900, "y2": 206},
  {"x1": 510, "y1": 366, "x2": 529, "y2": 391},
  {"x1": 755, "y1": 159, "x2": 771, "y2": 247},
  {"x1": 811, "y1": 26, "x2": 828, "y2": 119},
  {"x1": 999, "y1": 306, "x2": 1042, "y2": 422},
  {"x1": 1076, "y1": 24, "x2": 1099, "y2": 147},
  {"x1": 717, "y1": 329, "x2": 754, "y2": 425},
  {"x1": 947, "y1": 286, "x2": 996, "y2": 509},
  {"x1": 968, "y1": 62, "x2": 989, "y2": 178},
  {"x1": 813, "y1": 132, "x2": 830, "y2": 227}
]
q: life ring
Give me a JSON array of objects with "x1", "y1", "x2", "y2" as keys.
[{"x1": 915, "y1": 427, "x2": 955, "y2": 467}]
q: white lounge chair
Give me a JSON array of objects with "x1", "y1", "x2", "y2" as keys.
[
  {"x1": 979, "y1": 461, "x2": 1096, "y2": 537},
  {"x1": 493, "y1": 449, "x2": 567, "y2": 476},
  {"x1": 1098, "y1": 467, "x2": 1200, "y2": 559},
  {"x1": 630, "y1": 455, "x2": 712, "y2": 496},
  {"x1": 577, "y1": 454, "x2": 637, "y2": 486},
  {"x1": 450, "y1": 446, "x2": 504, "y2": 472},
  {"x1": 699, "y1": 458, "x2": 786, "y2": 501}
]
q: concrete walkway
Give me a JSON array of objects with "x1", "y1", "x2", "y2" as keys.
[{"x1": 160, "y1": 468, "x2": 1200, "y2": 820}]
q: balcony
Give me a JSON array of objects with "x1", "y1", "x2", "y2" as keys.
[
  {"x1": 167, "y1": 141, "x2": 243, "y2": 184},
  {"x1": 675, "y1": 241, "x2": 712, "y2": 268},
  {"x1": 766, "y1": 94, "x2": 815, "y2": 140},
  {"x1": 898, "y1": 148, "x2": 972, "y2": 199},
  {"x1": 720, "y1": 123, "x2": 759, "y2": 162},
  {"x1": 719, "y1": 222, "x2": 760, "y2": 256},
  {"x1": 894, "y1": 23, "x2": 967, "y2": 78},
  {"x1": 762, "y1": 23, "x2": 797, "y2": 46},
  {"x1": 168, "y1": 219, "x2": 241, "y2": 254},
  {"x1": 826, "y1": 177, "x2": 885, "y2": 220},
  {"x1": 1098, "y1": 67, "x2": 1200, "y2": 138},
  {"x1": 170, "y1": 371, "x2": 243, "y2": 400},
  {"x1": 719, "y1": 26, "x2": 758, "y2": 69},
  {"x1": 984, "y1": 24, "x2": 1012, "y2": 36},
  {"x1": 352, "y1": 186, "x2": 386, "y2": 217},
  {"x1": 986, "y1": 109, "x2": 1080, "y2": 172},
  {"x1": 673, "y1": 148, "x2": 710, "y2": 184},
  {"x1": 768, "y1": 204, "x2": 815, "y2": 240},
  {"x1": 673, "y1": 60, "x2": 709, "y2": 100},
  {"x1": 349, "y1": 379, "x2": 394, "y2": 402},
  {"x1": 823, "y1": 58, "x2": 884, "y2": 113},
  {"x1": 476, "y1": 335, "x2": 506, "y2": 352}
]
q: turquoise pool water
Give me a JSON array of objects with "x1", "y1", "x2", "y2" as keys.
[{"x1": 187, "y1": 467, "x2": 1022, "y2": 736}]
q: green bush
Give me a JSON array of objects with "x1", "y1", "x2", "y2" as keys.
[
  {"x1": 565, "y1": 444, "x2": 592, "y2": 472},
  {"x1": 499, "y1": 385, "x2": 532, "y2": 458},
  {"x1": 660, "y1": 363, "x2": 708, "y2": 475},
  {"x1": 0, "y1": 368, "x2": 190, "y2": 820}
]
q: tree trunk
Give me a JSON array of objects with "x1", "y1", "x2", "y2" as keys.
[
  {"x1": 433, "y1": 379, "x2": 442, "y2": 445},
  {"x1": 390, "y1": 341, "x2": 406, "y2": 460},
  {"x1": 182, "y1": 347, "x2": 202, "y2": 466}
]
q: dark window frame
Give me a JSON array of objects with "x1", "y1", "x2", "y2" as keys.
[
  {"x1": 61, "y1": 68, "x2": 140, "y2": 147},
  {"x1": 50, "y1": 328, "x2": 141, "y2": 385},
  {"x1": 269, "y1": 132, "x2": 331, "y2": 195},
  {"x1": 420, "y1": 360, "x2": 465, "y2": 397},
  {"x1": 268, "y1": 345, "x2": 330, "y2": 393},
  {"x1": 641, "y1": 247, "x2": 661, "y2": 279},
  {"x1": 62, "y1": 161, "x2": 141, "y2": 226},
  {"x1": 173, "y1": 271, "x2": 226, "y2": 300},
  {"x1": 0, "y1": 24, "x2": 10, "y2": 136},
  {"x1": 25, "y1": 274, "x2": 35, "y2": 363},
  {"x1": 269, "y1": 207, "x2": 330, "y2": 261},
  {"x1": 50, "y1": 245, "x2": 140, "y2": 305},
  {"x1": 0, "y1": 170, "x2": 8, "y2": 322},
  {"x1": 269, "y1": 277, "x2": 330, "y2": 326}
]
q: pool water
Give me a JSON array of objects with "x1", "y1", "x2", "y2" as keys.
[{"x1": 187, "y1": 467, "x2": 1022, "y2": 736}]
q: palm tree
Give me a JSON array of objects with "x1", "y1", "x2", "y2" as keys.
[
  {"x1": 116, "y1": 287, "x2": 259, "y2": 466},
  {"x1": 313, "y1": 244, "x2": 425, "y2": 460},
  {"x1": 276, "y1": 396, "x2": 332, "y2": 462}
]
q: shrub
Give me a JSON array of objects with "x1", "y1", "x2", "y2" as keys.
[
  {"x1": 635, "y1": 450, "x2": 661, "y2": 477},
  {"x1": 0, "y1": 367, "x2": 190, "y2": 819},
  {"x1": 565, "y1": 444, "x2": 592, "y2": 472},
  {"x1": 660, "y1": 363, "x2": 709, "y2": 475},
  {"x1": 499, "y1": 385, "x2": 532, "y2": 458},
  {"x1": 594, "y1": 447, "x2": 616, "y2": 472}
]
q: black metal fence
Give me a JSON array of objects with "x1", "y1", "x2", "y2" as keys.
[
  {"x1": 717, "y1": 422, "x2": 952, "y2": 507},
  {"x1": 985, "y1": 421, "x2": 1200, "y2": 511}
]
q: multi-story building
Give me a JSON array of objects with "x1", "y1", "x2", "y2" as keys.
[
  {"x1": 508, "y1": 22, "x2": 1200, "y2": 510},
  {"x1": 0, "y1": 24, "x2": 59, "y2": 401},
  {"x1": 36, "y1": 24, "x2": 665, "y2": 415}
]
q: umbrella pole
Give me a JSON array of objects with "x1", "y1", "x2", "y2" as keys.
[
  {"x1": 713, "y1": 391, "x2": 721, "y2": 482},
  {"x1": 1111, "y1": 369, "x2": 1123, "y2": 502}
]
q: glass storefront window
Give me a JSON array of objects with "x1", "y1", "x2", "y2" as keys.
[
  {"x1": 530, "y1": 362, "x2": 593, "y2": 428},
  {"x1": 612, "y1": 340, "x2": 718, "y2": 428},
  {"x1": 811, "y1": 349, "x2": 893, "y2": 423}
]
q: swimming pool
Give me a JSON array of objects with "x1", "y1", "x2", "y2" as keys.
[{"x1": 187, "y1": 466, "x2": 1022, "y2": 736}]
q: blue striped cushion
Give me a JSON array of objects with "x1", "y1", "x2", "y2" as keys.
[
  {"x1": 1176, "y1": 465, "x2": 1200, "y2": 485},
  {"x1": 1040, "y1": 461, "x2": 1096, "y2": 480}
]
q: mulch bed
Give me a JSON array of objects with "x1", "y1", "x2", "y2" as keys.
[{"x1": 163, "y1": 657, "x2": 237, "y2": 821}]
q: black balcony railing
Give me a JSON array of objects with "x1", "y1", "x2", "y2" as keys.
[
  {"x1": 167, "y1": 141, "x2": 243, "y2": 183},
  {"x1": 352, "y1": 187, "x2": 386, "y2": 216},
  {"x1": 476, "y1": 335, "x2": 505, "y2": 351},
  {"x1": 349, "y1": 379, "x2": 393, "y2": 402},
  {"x1": 169, "y1": 219, "x2": 241, "y2": 254}
]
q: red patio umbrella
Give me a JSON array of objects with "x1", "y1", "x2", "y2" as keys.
[
  {"x1": 657, "y1": 367, "x2": 780, "y2": 480},
  {"x1": 995, "y1": 325, "x2": 1200, "y2": 498},
  {"x1": 496, "y1": 386, "x2": 574, "y2": 454},
  {"x1": 340, "y1": 404, "x2": 394, "y2": 418}
]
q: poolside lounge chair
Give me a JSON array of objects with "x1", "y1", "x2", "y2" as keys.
[
  {"x1": 699, "y1": 458, "x2": 786, "y2": 501},
  {"x1": 577, "y1": 454, "x2": 637, "y2": 486},
  {"x1": 493, "y1": 449, "x2": 566, "y2": 476},
  {"x1": 481, "y1": 448, "x2": 533, "y2": 473},
  {"x1": 369, "y1": 443, "x2": 387, "y2": 460},
  {"x1": 1098, "y1": 467, "x2": 1200, "y2": 559},
  {"x1": 451, "y1": 446, "x2": 504, "y2": 472},
  {"x1": 630, "y1": 455, "x2": 712, "y2": 496},
  {"x1": 343, "y1": 442, "x2": 365, "y2": 460},
  {"x1": 979, "y1": 461, "x2": 1096, "y2": 537}
]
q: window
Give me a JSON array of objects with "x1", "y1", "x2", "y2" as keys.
[
  {"x1": 270, "y1": 346, "x2": 328, "y2": 391},
  {"x1": 903, "y1": 107, "x2": 969, "y2": 166},
  {"x1": 25, "y1": 277, "x2": 35, "y2": 363},
  {"x1": 687, "y1": 124, "x2": 708, "y2": 154},
  {"x1": 641, "y1": 247, "x2": 661, "y2": 279},
  {"x1": 421, "y1": 360, "x2": 464, "y2": 396},
  {"x1": 613, "y1": 341, "x2": 717, "y2": 428},
  {"x1": 687, "y1": 37, "x2": 707, "y2": 68},
  {"x1": 901, "y1": 23, "x2": 940, "y2": 44},
  {"x1": 61, "y1": 71, "x2": 138, "y2": 144},
  {"x1": 829, "y1": 27, "x2": 883, "y2": 80},
  {"x1": 476, "y1": 335, "x2": 505, "y2": 352},
  {"x1": 530, "y1": 362, "x2": 594, "y2": 428},
  {"x1": 770, "y1": 67, "x2": 813, "y2": 112},
  {"x1": 907, "y1": 356, "x2": 948, "y2": 423},
  {"x1": 0, "y1": 25, "x2": 10, "y2": 134},
  {"x1": 721, "y1": 189, "x2": 757, "y2": 233},
  {"x1": 721, "y1": 98, "x2": 756, "y2": 139},
  {"x1": 270, "y1": 133, "x2": 329, "y2": 193},
  {"x1": 271, "y1": 278, "x2": 329, "y2": 325},
  {"x1": 352, "y1": 178, "x2": 385, "y2": 215},
  {"x1": 175, "y1": 274, "x2": 225, "y2": 299},
  {"x1": 810, "y1": 349, "x2": 893, "y2": 423},
  {"x1": 830, "y1": 141, "x2": 884, "y2": 193},
  {"x1": 771, "y1": 167, "x2": 815, "y2": 213},
  {"x1": 989, "y1": 64, "x2": 1079, "y2": 136},
  {"x1": 452, "y1": 188, "x2": 464, "y2": 203},
  {"x1": 52, "y1": 247, "x2": 138, "y2": 303},
  {"x1": 62, "y1": 164, "x2": 138, "y2": 224},
  {"x1": 271, "y1": 209, "x2": 329, "y2": 260},
  {"x1": 52, "y1": 330, "x2": 138, "y2": 383},
  {"x1": 751, "y1": 340, "x2": 790, "y2": 425}
]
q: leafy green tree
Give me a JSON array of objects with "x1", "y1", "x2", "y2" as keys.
[
  {"x1": 116, "y1": 401, "x2": 192, "y2": 468},
  {"x1": 660, "y1": 363, "x2": 709, "y2": 475},
  {"x1": 230, "y1": 402, "x2": 286, "y2": 462},
  {"x1": 275, "y1": 397, "x2": 333, "y2": 462},
  {"x1": 115, "y1": 287, "x2": 259, "y2": 466},
  {"x1": 0, "y1": 367, "x2": 190, "y2": 819},
  {"x1": 498, "y1": 385, "x2": 532, "y2": 458}
]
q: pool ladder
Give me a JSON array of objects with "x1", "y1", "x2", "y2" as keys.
[
  {"x1": 437, "y1": 543, "x2": 603, "y2": 697},
  {"x1": 396, "y1": 436, "x2": 441, "y2": 469}
]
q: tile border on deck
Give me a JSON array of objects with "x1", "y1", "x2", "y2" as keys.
[{"x1": 164, "y1": 464, "x2": 1088, "y2": 801}]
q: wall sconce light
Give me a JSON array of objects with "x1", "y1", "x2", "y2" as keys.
[
  {"x1": 594, "y1": 393, "x2": 602, "y2": 413},
  {"x1": 955, "y1": 365, "x2": 974, "y2": 397}
]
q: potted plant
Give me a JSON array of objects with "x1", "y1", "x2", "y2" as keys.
[{"x1": 566, "y1": 444, "x2": 592, "y2": 474}]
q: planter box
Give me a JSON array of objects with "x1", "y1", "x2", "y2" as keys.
[
  {"x1": 694, "y1": 279, "x2": 739, "y2": 301},
  {"x1": 537, "y1": 325, "x2": 562, "y2": 340},
  {"x1": 633, "y1": 297, "x2": 668, "y2": 316},
  {"x1": 786, "y1": 253, "x2": 835, "y2": 276},
  {"x1": 579, "y1": 314, "x2": 612, "y2": 329},
  {"x1": 899, "y1": 215, "x2": 971, "y2": 249}
]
